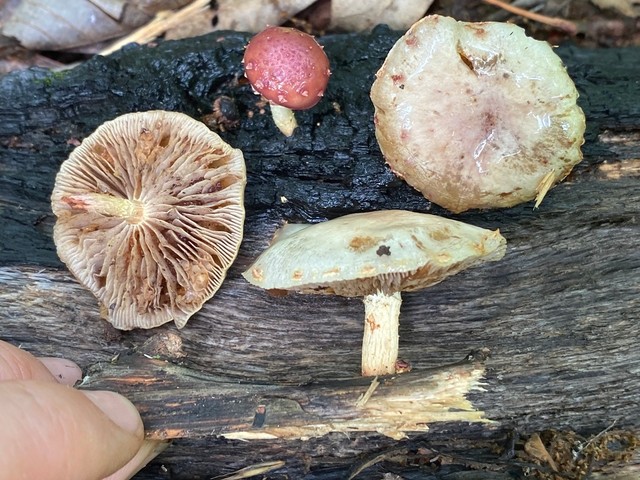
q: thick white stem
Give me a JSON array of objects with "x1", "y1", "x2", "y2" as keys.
[
  {"x1": 361, "y1": 291, "x2": 402, "y2": 377},
  {"x1": 270, "y1": 104, "x2": 298, "y2": 137}
]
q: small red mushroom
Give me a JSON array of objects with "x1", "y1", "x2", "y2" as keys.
[{"x1": 243, "y1": 26, "x2": 331, "y2": 136}]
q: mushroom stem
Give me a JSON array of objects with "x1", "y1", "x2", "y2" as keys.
[
  {"x1": 269, "y1": 103, "x2": 298, "y2": 137},
  {"x1": 361, "y1": 291, "x2": 402, "y2": 377},
  {"x1": 61, "y1": 193, "x2": 144, "y2": 223}
]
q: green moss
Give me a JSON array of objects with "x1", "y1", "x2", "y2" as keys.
[{"x1": 37, "y1": 70, "x2": 70, "y2": 87}]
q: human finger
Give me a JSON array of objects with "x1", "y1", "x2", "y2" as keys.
[
  {"x1": 0, "y1": 339, "x2": 62, "y2": 382},
  {"x1": 105, "y1": 439, "x2": 170, "y2": 480},
  {"x1": 0, "y1": 381, "x2": 144, "y2": 480},
  {"x1": 37, "y1": 357, "x2": 83, "y2": 385}
]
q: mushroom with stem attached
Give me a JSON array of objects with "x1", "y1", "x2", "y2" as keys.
[
  {"x1": 243, "y1": 26, "x2": 331, "y2": 137},
  {"x1": 370, "y1": 15, "x2": 586, "y2": 213},
  {"x1": 242, "y1": 210, "x2": 507, "y2": 376},
  {"x1": 51, "y1": 110, "x2": 246, "y2": 330}
]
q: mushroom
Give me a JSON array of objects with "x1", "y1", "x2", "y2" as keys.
[
  {"x1": 243, "y1": 26, "x2": 331, "y2": 137},
  {"x1": 370, "y1": 15, "x2": 586, "y2": 213},
  {"x1": 51, "y1": 110, "x2": 246, "y2": 330},
  {"x1": 242, "y1": 210, "x2": 506, "y2": 376}
]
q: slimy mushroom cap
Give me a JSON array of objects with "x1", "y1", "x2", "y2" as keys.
[
  {"x1": 52, "y1": 110, "x2": 246, "y2": 330},
  {"x1": 371, "y1": 15, "x2": 586, "y2": 213},
  {"x1": 243, "y1": 210, "x2": 506, "y2": 297},
  {"x1": 243, "y1": 26, "x2": 331, "y2": 110}
]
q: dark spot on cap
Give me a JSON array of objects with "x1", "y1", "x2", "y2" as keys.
[{"x1": 376, "y1": 245, "x2": 391, "y2": 256}]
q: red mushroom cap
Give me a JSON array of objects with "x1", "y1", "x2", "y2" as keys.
[{"x1": 243, "y1": 26, "x2": 330, "y2": 110}]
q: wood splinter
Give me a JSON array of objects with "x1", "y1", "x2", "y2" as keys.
[{"x1": 80, "y1": 349, "x2": 492, "y2": 441}]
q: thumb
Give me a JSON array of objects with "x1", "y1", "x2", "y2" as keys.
[{"x1": 0, "y1": 380, "x2": 144, "y2": 480}]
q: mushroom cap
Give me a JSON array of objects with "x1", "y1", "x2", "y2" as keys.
[
  {"x1": 370, "y1": 15, "x2": 586, "y2": 213},
  {"x1": 242, "y1": 210, "x2": 506, "y2": 297},
  {"x1": 51, "y1": 111, "x2": 246, "y2": 330},
  {"x1": 243, "y1": 26, "x2": 331, "y2": 110}
]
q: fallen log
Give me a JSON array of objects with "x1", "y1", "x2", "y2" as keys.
[{"x1": 0, "y1": 26, "x2": 639, "y2": 479}]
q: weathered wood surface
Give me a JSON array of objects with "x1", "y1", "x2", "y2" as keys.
[
  {"x1": 81, "y1": 350, "x2": 490, "y2": 442},
  {"x1": 0, "y1": 27, "x2": 639, "y2": 479}
]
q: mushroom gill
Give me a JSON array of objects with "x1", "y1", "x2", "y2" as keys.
[{"x1": 51, "y1": 110, "x2": 246, "y2": 330}]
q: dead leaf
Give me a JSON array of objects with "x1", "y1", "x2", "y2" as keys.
[
  {"x1": 524, "y1": 432, "x2": 559, "y2": 472},
  {"x1": 330, "y1": 0, "x2": 434, "y2": 32},
  {"x1": 101, "y1": 0, "x2": 210, "y2": 54},
  {"x1": 0, "y1": 0, "x2": 192, "y2": 51},
  {"x1": 164, "y1": 0, "x2": 217, "y2": 40},
  {"x1": 214, "y1": 0, "x2": 316, "y2": 33},
  {"x1": 0, "y1": 45, "x2": 64, "y2": 74},
  {"x1": 0, "y1": 0, "x2": 20, "y2": 25},
  {"x1": 591, "y1": 0, "x2": 640, "y2": 17}
]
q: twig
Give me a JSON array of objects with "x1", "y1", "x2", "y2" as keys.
[
  {"x1": 100, "y1": 0, "x2": 211, "y2": 55},
  {"x1": 482, "y1": 0, "x2": 578, "y2": 35},
  {"x1": 577, "y1": 418, "x2": 619, "y2": 455},
  {"x1": 347, "y1": 448, "x2": 407, "y2": 480},
  {"x1": 210, "y1": 461, "x2": 286, "y2": 480},
  {"x1": 355, "y1": 376, "x2": 380, "y2": 408}
]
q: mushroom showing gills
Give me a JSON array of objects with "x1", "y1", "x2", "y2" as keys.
[
  {"x1": 243, "y1": 26, "x2": 331, "y2": 137},
  {"x1": 370, "y1": 15, "x2": 586, "y2": 213},
  {"x1": 243, "y1": 210, "x2": 507, "y2": 376},
  {"x1": 51, "y1": 111, "x2": 246, "y2": 330}
]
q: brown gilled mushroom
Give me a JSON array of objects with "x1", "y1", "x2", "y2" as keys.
[
  {"x1": 51, "y1": 111, "x2": 246, "y2": 330},
  {"x1": 242, "y1": 210, "x2": 506, "y2": 376},
  {"x1": 371, "y1": 15, "x2": 586, "y2": 213}
]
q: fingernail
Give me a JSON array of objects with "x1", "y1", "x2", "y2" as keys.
[
  {"x1": 83, "y1": 390, "x2": 143, "y2": 435},
  {"x1": 38, "y1": 357, "x2": 83, "y2": 385}
]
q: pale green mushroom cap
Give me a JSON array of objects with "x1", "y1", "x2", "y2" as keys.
[{"x1": 243, "y1": 210, "x2": 506, "y2": 297}]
